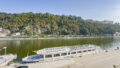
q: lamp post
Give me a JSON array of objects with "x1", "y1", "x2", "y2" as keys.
[
  {"x1": 3, "y1": 47, "x2": 7, "y2": 65},
  {"x1": 0, "y1": 49, "x2": 1, "y2": 55}
]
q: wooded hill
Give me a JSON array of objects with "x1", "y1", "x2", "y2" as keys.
[{"x1": 0, "y1": 12, "x2": 120, "y2": 36}]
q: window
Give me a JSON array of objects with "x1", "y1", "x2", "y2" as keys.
[
  {"x1": 45, "y1": 55, "x2": 52, "y2": 58},
  {"x1": 83, "y1": 50, "x2": 87, "y2": 52},
  {"x1": 88, "y1": 49, "x2": 91, "y2": 51},
  {"x1": 78, "y1": 51, "x2": 82, "y2": 53},
  {"x1": 61, "y1": 53, "x2": 67, "y2": 56},
  {"x1": 54, "y1": 54, "x2": 60, "y2": 57},
  {"x1": 71, "y1": 52, "x2": 76, "y2": 54}
]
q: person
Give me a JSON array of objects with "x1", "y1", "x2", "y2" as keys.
[
  {"x1": 113, "y1": 65, "x2": 116, "y2": 68},
  {"x1": 105, "y1": 50, "x2": 108, "y2": 53},
  {"x1": 117, "y1": 47, "x2": 119, "y2": 50}
]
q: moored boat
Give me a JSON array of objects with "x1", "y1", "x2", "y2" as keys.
[
  {"x1": 0, "y1": 54, "x2": 17, "y2": 66},
  {"x1": 22, "y1": 55, "x2": 43, "y2": 63},
  {"x1": 22, "y1": 44, "x2": 100, "y2": 63}
]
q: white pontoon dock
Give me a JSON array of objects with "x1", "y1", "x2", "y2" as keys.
[{"x1": 22, "y1": 44, "x2": 100, "y2": 62}]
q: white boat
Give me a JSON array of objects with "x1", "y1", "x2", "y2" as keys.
[
  {"x1": 22, "y1": 55, "x2": 43, "y2": 63},
  {"x1": 0, "y1": 54, "x2": 17, "y2": 66},
  {"x1": 22, "y1": 44, "x2": 100, "y2": 63}
]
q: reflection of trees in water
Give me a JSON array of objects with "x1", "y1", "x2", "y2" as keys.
[
  {"x1": 0, "y1": 38, "x2": 118, "y2": 62},
  {"x1": 90, "y1": 38, "x2": 120, "y2": 50},
  {"x1": 0, "y1": 41, "x2": 9, "y2": 47},
  {"x1": 15, "y1": 40, "x2": 20, "y2": 46},
  {"x1": 106, "y1": 38, "x2": 120, "y2": 50}
]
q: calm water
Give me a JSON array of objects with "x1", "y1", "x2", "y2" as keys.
[{"x1": 0, "y1": 38, "x2": 120, "y2": 62}]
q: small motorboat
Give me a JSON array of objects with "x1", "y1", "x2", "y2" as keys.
[{"x1": 22, "y1": 55, "x2": 43, "y2": 63}]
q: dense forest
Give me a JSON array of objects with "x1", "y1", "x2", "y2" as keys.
[{"x1": 0, "y1": 12, "x2": 120, "y2": 36}]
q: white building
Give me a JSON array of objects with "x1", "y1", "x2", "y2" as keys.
[
  {"x1": 114, "y1": 32, "x2": 120, "y2": 37},
  {"x1": 0, "y1": 27, "x2": 2, "y2": 31},
  {"x1": 12, "y1": 32, "x2": 21, "y2": 36},
  {"x1": 0, "y1": 33, "x2": 6, "y2": 37},
  {"x1": 102, "y1": 20, "x2": 113, "y2": 24},
  {"x1": 16, "y1": 32, "x2": 21, "y2": 36}
]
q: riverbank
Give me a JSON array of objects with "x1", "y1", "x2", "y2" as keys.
[
  {"x1": 4, "y1": 49, "x2": 120, "y2": 68},
  {"x1": 0, "y1": 36, "x2": 111, "y2": 40}
]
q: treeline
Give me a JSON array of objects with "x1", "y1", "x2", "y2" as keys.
[{"x1": 0, "y1": 12, "x2": 119, "y2": 35}]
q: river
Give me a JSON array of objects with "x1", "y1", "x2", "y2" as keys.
[{"x1": 0, "y1": 37, "x2": 119, "y2": 62}]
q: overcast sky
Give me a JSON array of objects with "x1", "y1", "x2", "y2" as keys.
[{"x1": 0, "y1": 0, "x2": 120, "y2": 22}]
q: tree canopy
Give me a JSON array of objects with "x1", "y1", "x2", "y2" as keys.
[{"x1": 0, "y1": 12, "x2": 119, "y2": 35}]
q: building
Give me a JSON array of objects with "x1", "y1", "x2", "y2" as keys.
[
  {"x1": 12, "y1": 32, "x2": 21, "y2": 36},
  {"x1": 0, "y1": 33, "x2": 6, "y2": 37},
  {"x1": 114, "y1": 32, "x2": 120, "y2": 37},
  {"x1": 102, "y1": 20, "x2": 114, "y2": 24},
  {"x1": 0, "y1": 27, "x2": 2, "y2": 31},
  {"x1": 16, "y1": 32, "x2": 21, "y2": 36}
]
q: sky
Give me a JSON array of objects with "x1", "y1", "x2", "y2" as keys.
[{"x1": 0, "y1": 0, "x2": 120, "y2": 22}]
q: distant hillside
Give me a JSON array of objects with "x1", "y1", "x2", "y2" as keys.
[{"x1": 0, "y1": 12, "x2": 120, "y2": 36}]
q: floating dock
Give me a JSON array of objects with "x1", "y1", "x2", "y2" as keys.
[{"x1": 22, "y1": 44, "x2": 100, "y2": 63}]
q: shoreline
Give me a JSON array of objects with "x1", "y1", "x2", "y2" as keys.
[
  {"x1": 4, "y1": 49, "x2": 120, "y2": 68},
  {"x1": 0, "y1": 36, "x2": 111, "y2": 40}
]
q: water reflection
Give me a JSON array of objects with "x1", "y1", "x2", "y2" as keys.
[{"x1": 0, "y1": 38, "x2": 119, "y2": 62}]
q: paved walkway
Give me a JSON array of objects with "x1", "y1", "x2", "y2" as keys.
[{"x1": 59, "y1": 50, "x2": 120, "y2": 68}]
